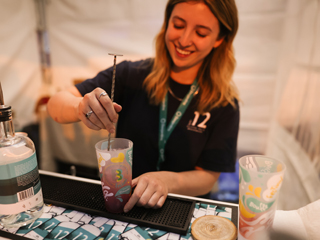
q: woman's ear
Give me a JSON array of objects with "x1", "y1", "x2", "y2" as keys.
[{"x1": 213, "y1": 37, "x2": 224, "y2": 48}]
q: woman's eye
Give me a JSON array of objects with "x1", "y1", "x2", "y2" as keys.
[
  {"x1": 173, "y1": 24, "x2": 184, "y2": 29},
  {"x1": 196, "y1": 32, "x2": 207, "y2": 38}
]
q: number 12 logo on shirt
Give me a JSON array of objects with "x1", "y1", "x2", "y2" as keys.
[{"x1": 187, "y1": 111, "x2": 211, "y2": 133}]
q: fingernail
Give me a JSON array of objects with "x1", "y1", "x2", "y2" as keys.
[
  {"x1": 123, "y1": 208, "x2": 128, "y2": 213},
  {"x1": 109, "y1": 128, "x2": 115, "y2": 133}
]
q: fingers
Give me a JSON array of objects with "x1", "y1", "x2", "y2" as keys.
[
  {"x1": 95, "y1": 89, "x2": 119, "y2": 125},
  {"x1": 145, "y1": 192, "x2": 166, "y2": 209},
  {"x1": 123, "y1": 180, "x2": 146, "y2": 212},
  {"x1": 79, "y1": 93, "x2": 105, "y2": 130},
  {"x1": 78, "y1": 88, "x2": 122, "y2": 132},
  {"x1": 113, "y1": 102, "x2": 122, "y2": 113},
  {"x1": 79, "y1": 102, "x2": 104, "y2": 130},
  {"x1": 124, "y1": 175, "x2": 167, "y2": 213}
]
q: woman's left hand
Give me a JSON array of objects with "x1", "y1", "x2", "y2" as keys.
[
  {"x1": 123, "y1": 169, "x2": 219, "y2": 213},
  {"x1": 123, "y1": 172, "x2": 168, "y2": 213}
]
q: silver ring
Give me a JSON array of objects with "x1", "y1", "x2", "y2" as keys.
[
  {"x1": 85, "y1": 110, "x2": 93, "y2": 119},
  {"x1": 99, "y1": 91, "x2": 107, "y2": 100}
]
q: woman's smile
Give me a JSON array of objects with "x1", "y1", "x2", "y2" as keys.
[{"x1": 175, "y1": 46, "x2": 193, "y2": 57}]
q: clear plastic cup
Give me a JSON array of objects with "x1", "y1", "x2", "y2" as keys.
[{"x1": 238, "y1": 155, "x2": 286, "y2": 240}]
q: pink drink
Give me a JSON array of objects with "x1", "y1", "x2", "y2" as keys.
[
  {"x1": 239, "y1": 202, "x2": 275, "y2": 239},
  {"x1": 96, "y1": 139, "x2": 133, "y2": 213}
]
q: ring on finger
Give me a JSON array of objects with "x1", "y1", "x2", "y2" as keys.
[
  {"x1": 99, "y1": 91, "x2": 107, "y2": 100},
  {"x1": 85, "y1": 110, "x2": 93, "y2": 119}
]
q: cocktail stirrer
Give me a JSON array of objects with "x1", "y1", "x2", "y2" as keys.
[
  {"x1": 107, "y1": 53, "x2": 122, "y2": 150},
  {"x1": 0, "y1": 82, "x2": 8, "y2": 138},
  {"x1": 0, "y1": 82, "x2": 4, "y2": 106}
]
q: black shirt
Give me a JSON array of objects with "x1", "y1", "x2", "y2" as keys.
[{"x1": 76, "y1": 59, "x2": 240, "y2": 179}]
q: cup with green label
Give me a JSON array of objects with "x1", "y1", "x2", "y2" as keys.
[
  {"x1": 238, "y1": 155, "x2": 286, "y2": 240},
  {"x1": 95, "y1": 138, "x2": 133, "y2": 213}
]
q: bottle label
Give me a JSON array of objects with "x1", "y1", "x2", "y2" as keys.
[{"x1": 0, "y1": 152, "x2": 43, "y2": 215}]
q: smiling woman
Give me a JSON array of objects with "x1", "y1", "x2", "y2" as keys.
[
  {"x1": 144, "y1": 0, "x2": 239, "y2": 114},
  {"x1": 47, "y1": 0, "x2": 240, "y2": 213}
]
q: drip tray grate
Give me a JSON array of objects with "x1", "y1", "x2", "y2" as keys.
[{"x1": 40, "y1": 173, "x2": 195, "y2": 235}]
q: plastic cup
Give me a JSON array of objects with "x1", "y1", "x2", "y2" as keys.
[
  {"x1": 238, "y1": 155, "x2": 286, "y2": 240},
  {"x1": 95, "y1": 138, "x2": 133, "y2": 213}
]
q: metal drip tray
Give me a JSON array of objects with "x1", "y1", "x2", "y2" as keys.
[{"x1": 40, "y1": 173, "x2": 195, "y2": 235}]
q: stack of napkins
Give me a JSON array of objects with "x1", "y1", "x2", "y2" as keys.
[{"x1": 272, "y1": 199, "x2": 320, "y2": 239}]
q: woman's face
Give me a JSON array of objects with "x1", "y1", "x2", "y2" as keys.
[{"x1": 165, "y1": 1, "x2": 223, "y2": 73}]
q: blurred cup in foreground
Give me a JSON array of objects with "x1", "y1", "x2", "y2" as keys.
[
  {"x1": 238, "y1": 155, "x2": 286, "y2": 240},
  {"x1": 95, "y1": 138, "x2": 133, "y2": 213}
]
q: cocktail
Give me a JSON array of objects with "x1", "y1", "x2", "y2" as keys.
[
  {"x1": 238, "y1": 155, "x2": 286, "y2": 240},
  {"x1": 95, "y1": 138, "x2": 133, "y2": 213}
]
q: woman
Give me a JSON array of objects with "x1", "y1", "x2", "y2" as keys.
[{"x1": 47, "y1": 0, "x2": 240, "y2": 213}]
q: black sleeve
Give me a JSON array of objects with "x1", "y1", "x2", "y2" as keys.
[
  {"x1": 75, "y1": 59, "x2": 152, "y2": 105},
  {"x1": 75, "y1": 60, "x2": 132, "y2": 104}
]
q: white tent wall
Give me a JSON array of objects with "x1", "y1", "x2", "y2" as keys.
[
  {"x1": 0, "y1": 0, "x2": 42, "y2": 129},
  {"x1": 47, "y1": 0, "x2": 168, "y2": 90},
  {"x1": 266, "y1": 0, "x2": 320, "y2": 210},
  {"x1": 234, "y1": 0, "x2": 287, "y2": 155}
]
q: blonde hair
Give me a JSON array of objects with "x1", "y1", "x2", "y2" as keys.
[{"x1": 143, "y1": 0, "x2": 239, "y2": 113}]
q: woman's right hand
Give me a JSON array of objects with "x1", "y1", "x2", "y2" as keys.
[{"x1": 77, "y1": 87, "x2": 122, "y2": 132}]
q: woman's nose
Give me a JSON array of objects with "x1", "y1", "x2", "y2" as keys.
[{"x1": 178, "y1": 29, "x2": 193, "y2": 47}]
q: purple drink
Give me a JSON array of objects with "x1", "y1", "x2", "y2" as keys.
[{"x1": 96, "y1": 138, "x2": 133, "y2": 213}]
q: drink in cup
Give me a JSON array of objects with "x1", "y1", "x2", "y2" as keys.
[
  {"x1": 95, "y1": 138, "x2": 133, "y2": 213},
  {"x1": 238, "y1": 155, "x2": 286, "y2": 240}
]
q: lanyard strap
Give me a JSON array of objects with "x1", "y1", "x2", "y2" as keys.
[{"x1": 158, "y1": 79, "x2": 198, "y2": 170}]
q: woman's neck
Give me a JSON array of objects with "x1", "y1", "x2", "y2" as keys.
[{"x1": 170, "y1": 64, "x2": 200, "y2": 85}]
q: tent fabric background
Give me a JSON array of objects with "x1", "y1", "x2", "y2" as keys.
[
  {"x1": 266, "y1": 0, "x2": 320, "y2": 210},
  {"x1": 0, "y1": 0, "x2": 41, "y2": 128},
  {"x1": 1, "y1": 0, "x2": 319, "y2": 210}
]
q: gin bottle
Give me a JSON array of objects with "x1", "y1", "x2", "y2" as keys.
[{"x1": 0, "y1": 105, "x2": 44, "y2": 228}]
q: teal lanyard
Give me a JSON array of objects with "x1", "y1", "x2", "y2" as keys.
[{"x1": 158, "y1": 79, "x2": 198, "y2": 170}]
